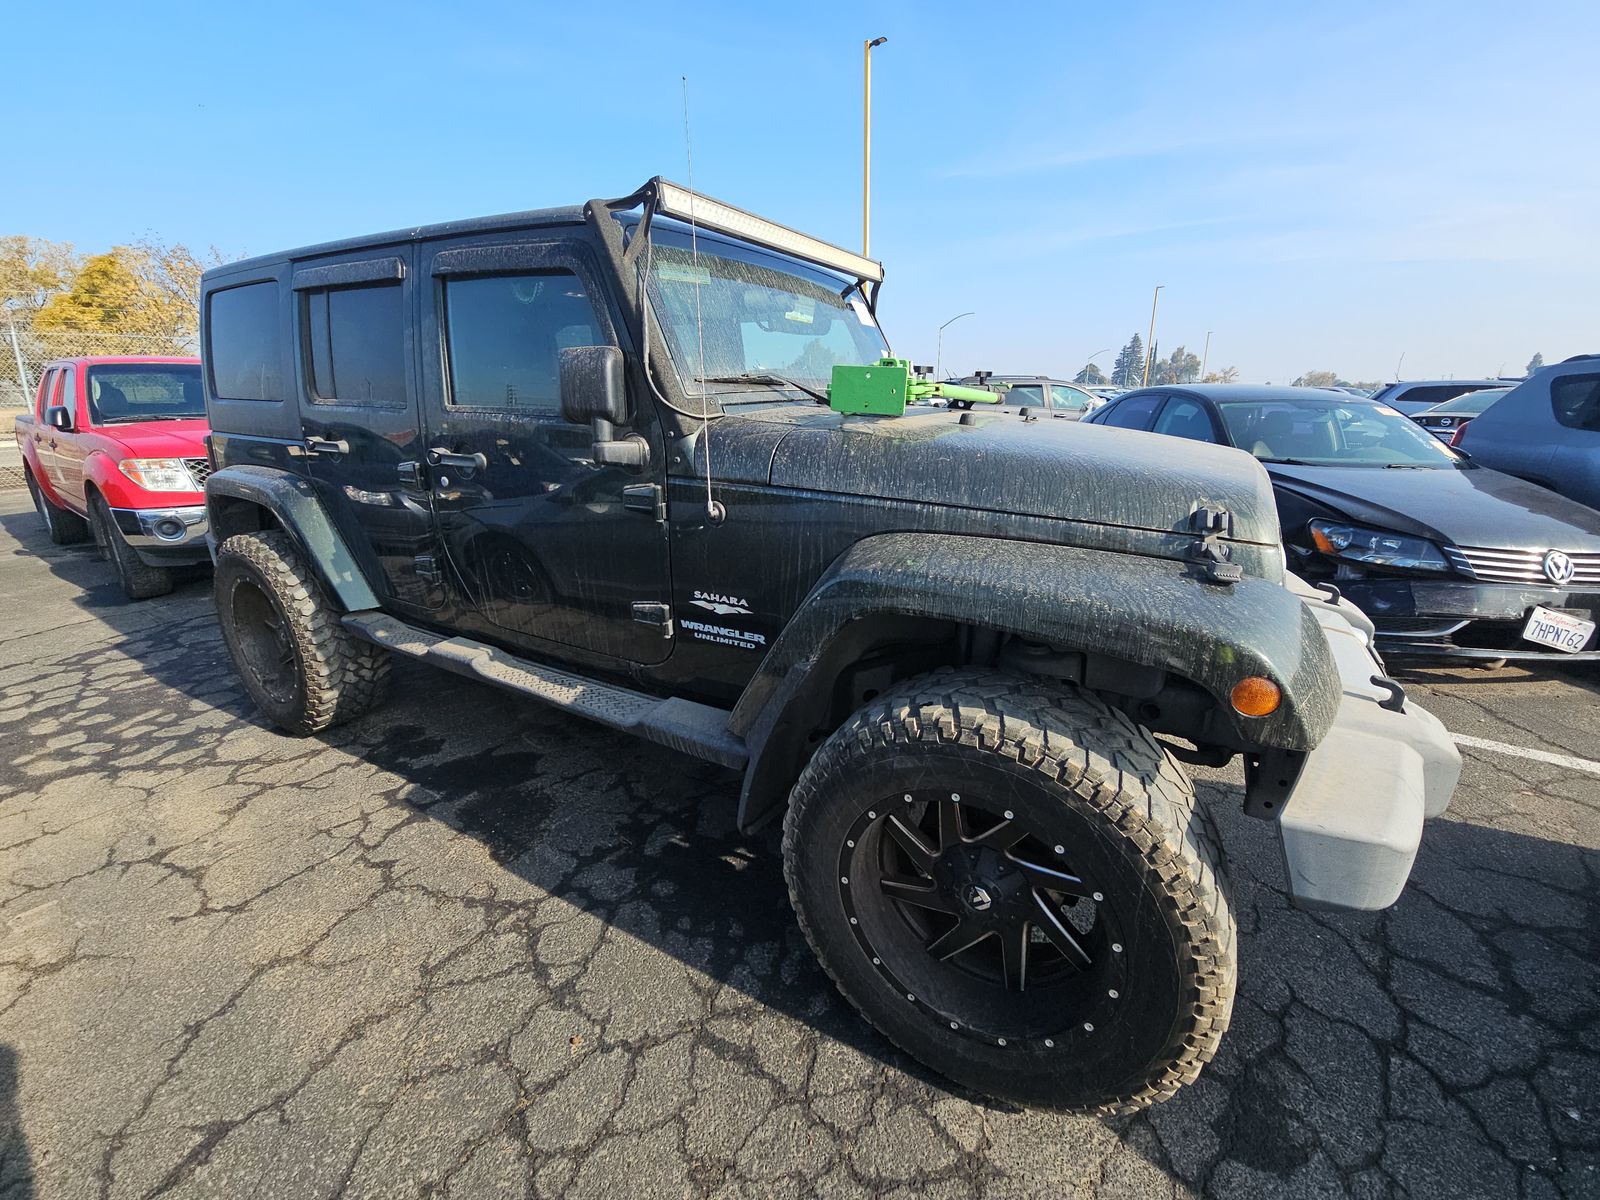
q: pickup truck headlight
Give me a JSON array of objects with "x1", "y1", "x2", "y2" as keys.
[
  {"x1": 1308, "y1": 519, "x2": 1450, "y2": 572},
  {"x1": 119, "y1": 458, "x2": 198, "y2": 492}
]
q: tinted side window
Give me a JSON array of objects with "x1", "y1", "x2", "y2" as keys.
[
  {"x1": 1551, "y1": 373, "x2": 1600, "y2": 432},
  {"x1": 1397, "y1": 385, "x2": 1477, "y2": 409},
  {"x1": 35, "y1": 369, "x2": 57, "y2": 418},
  {"x1": 304, "y1": 283, "x2": 407, "y2": 405},
  {"x1": 208, "y1": 282, "x2": 282, "y2": 401},
  {"x1": 443, "y1": 271, "x2": 604, "y2": 412},
  {"x1": 1152, "y1": 398, "x2": 1218, "y2": 442},
  {"x1": 57, "y1": 367, "x2": 75, "y2": 415},
  {"x1": 1050, "y1": 385, "x2": 1088, "y2": 412},
  {"x1": 1100, "y1": 394, "x2": 1163, "y2": 430}
]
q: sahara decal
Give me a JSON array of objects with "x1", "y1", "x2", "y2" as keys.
[{"x1": 690, "y1": 589, "x2": 752, "y2": 616}]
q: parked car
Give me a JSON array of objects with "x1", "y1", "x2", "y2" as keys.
[
  {"x1": 1368, "y1": 378, "x2": 1510, "y2": 416},
  {"x1": 947, "y1": 374, "x2": 1096, "y2": 418},
  {"x1": 1085, "y1": 385, "x2": 1600, "y2": 661},
  {"x1": 197, "y1": 175, "x2": 1457, "y2": 1113},
  {"x1": 1411, "y1": 387, "x2": 1511, "y2": 440},
  {"x1": 1456, "y1": 356, "x2": 1600, "y2": 510},
  {"x1": 14, "y1": 356, "x2": 211, "y2": 599}
]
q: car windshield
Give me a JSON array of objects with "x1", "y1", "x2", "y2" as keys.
[
  {"x1": 1217, "y1": 397, "x2": 1463, "y2": 467},
  {"x1": 1430, "y1": 387, "x2": 1510, "y2": 414},
  {"x1": 87, "y1": 363, "x2": 204, "y2": 424},
  {"x1": 643, "y1": 223, "x2": 889, "y2": 398}
]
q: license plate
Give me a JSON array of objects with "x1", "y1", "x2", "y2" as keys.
[{"x1": 1522, "y1": 606, "x2": 1596, "y2": 654}]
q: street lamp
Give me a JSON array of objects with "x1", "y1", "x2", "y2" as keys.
[
  {"x1": 863, "y1": 36, "x2": 888, "y2": 257},
  {"x1": 1143, "y1": 285, "x2": 1164, "y2": 386},
  {"x1": 936, "y1": 311, "x2": 974, "y2": 380},
  {"x1": 1200, "y1": 331, "x2": 1213, "y2": 380},
  {"x1": 1081, "y1": 347, "x2": 1111, "y2": 384}
]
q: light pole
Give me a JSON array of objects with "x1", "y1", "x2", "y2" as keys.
[
  {"x1": 1142, "y1": 285, "x2": 1164, "y2": 386},
  {"x1": 1081, "y1": 347, "x2": 1111, "y2": 384},
  {"x1": 936, "y1": 311, "x2": 974, "y2": 380},
  {"x1": 1200, "y1": 330, "x2": 1213, "y2": 381},
  {"x1": 863, "y1": 36, "x2": 888, "y2": 258}
]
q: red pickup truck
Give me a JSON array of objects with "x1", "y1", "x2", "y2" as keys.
[{"x1": 16, "y1": 356, "x2": 211, "y2": 599}]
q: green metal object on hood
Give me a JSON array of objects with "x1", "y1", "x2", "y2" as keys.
[{"x1": 829, "y1": 357, "x2": 1002, "y2": 415}]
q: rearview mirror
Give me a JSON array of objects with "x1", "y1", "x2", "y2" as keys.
[
  {"x1": 45, "y1": 405, "x2": 72, "y2": 432},
  {"x1": 559, "y1": 345, "x2": 627, "y2": 426}
]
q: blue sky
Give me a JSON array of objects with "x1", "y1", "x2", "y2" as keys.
[{"x1": 7, "y1": 1, "x2": 1596, "y2": 383}]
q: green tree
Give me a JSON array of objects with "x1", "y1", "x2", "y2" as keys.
[
  {"x1": 1203, "y1": 366, "x2": 1240, "y2": 383},
  {"x1": 1526, "y1": 352, "x2": 1544, "y2": 375},
  {"x1": 1154, "y1": 345, "x2": 1201, "y2": 384},
  {"x1": 1074, "y1": 362, "x2": 1107, "y2": 385},
  {"x1": 1111, "y1": 335, "x2": 1144, "y2": 387},
  {"x1": 1292, "y1": 370, "x2": 1339, "y2": 388},
  {"x1": 0, "y1": 236, "x2": 78, "y2": 321}
]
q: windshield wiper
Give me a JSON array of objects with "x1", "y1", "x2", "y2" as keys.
[
  {"x1": 1257, "y1": 457, "x2": 1318, "y2": 466},
  {"x1": 103, "y1": 413, "x2": 202, "y2": 423},
  {"x1": 697, "y1": 373, "x2": 829, "y2": 406}
]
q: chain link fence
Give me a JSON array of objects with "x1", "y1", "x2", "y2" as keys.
[{"x1": 2, "y1": 327, "x2": 198, "y2": 490}]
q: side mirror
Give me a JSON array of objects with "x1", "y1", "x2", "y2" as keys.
[
  {"x1": 45, "y1": 405, "x2": 72, "y2": 432},
  {"x1": 558, "y1": 345, "x2": 648, "y2": 470},
  {"x1": 560, "y1": 345, "x2": 627, "y2": 425}
]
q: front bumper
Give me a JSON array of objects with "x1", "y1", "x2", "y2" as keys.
[
  {"x1": 1344, "y1": 576, "x2": 1600, "y2": 662},
  {"x1": 1271, "y1": 575, "x2": 1461, "y2": 910},
  {"x1": 110, "y1": 505, "x2": 211, "y2": 565}
]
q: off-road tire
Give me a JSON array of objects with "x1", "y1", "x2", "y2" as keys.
[
  {"x1": 89, "y1": 493, "x2": 174, "y2": 601},
  {"x1": 26, "y1": 467, "x2": 90, "y2": 545},
  {"x1": 783, "y1": 667, "x2": 1235, "y2": 1113},
  {"x1": 214, "y1": 530, "x2": 391, "y2": 735}
]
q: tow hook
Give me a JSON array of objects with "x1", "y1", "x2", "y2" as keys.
[{"x1": 1369, "y1": 675, "x2": 1406, "y2": 712}]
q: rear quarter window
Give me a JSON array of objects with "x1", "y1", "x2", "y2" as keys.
[
  {"x1": 207, "y1": 281, "x2": 282, "y2": 401},
  {"x1": 1551, "y1": 373, "x2": 1600, "y2": 432}
]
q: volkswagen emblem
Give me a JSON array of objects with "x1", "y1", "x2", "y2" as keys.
[
  {"x1": 1543, "y1": 550, "x2": 1575, "y2": 587},
  {"x1": 963, "y1": 885, "x2": 994, "y2": 912}
]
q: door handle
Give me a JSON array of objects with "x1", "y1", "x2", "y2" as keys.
[
  {"x1": 427, "y1": 448, "x2": 487, "y2": 472},
  {"x1": 305, "y1": 436, "x2": 350, "y2": 455}
]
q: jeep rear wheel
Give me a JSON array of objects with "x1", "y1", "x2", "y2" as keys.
[
  {"x1": 214, "y1": 531, "x2": 391, "y2": 735},
  {"x1": 26, "y1": 468, "x2": 89, "y2": 546},
  {"x1": 783, "y1": 669, "x2": 1235, "y2": 1113}
]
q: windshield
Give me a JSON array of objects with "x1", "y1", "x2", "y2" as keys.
[
  {"x1": 87, "y1": 363, "x2": 204, "y2": 424},
  {"x1": 1430, "y1": 387, "x2": 1510, "y2": 414},
  {"x1": 1217, "y1": 398, "x2": 1463, "y2": 467},
  {"x1": 644, "y1": 223, "x2": 889, "y2": 397}
]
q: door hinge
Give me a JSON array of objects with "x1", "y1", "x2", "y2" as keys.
[
  {"x1": 631, "y1": 601, "x2": 674, "y2": 637},
  {"x1": 623, "y1": 482, "x2": 666, "y2": 521},
  {"x1": 415, "y1": 554, "x2": 443, "y2": 583}
]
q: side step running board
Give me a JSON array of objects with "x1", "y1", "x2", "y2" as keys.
[{"x1": 343, "y1": 612, "x2": 748, "y2": 770}]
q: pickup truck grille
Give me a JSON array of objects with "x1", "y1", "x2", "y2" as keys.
[
  {"x1": 185, "y1": 458, "x2": 213, "y2": 487},
  {"x1": 1444, "y1": 545, "x2": 1600, "y2": 586}
]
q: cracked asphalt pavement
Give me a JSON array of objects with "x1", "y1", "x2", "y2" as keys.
[{"x1": 0, "y1": 491, "x2": 1596, "y2": 1199}]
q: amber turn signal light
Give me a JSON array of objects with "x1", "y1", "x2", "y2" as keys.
[{"x1": 1230, "y1": 676, "x2": 1282, "y2": 717}]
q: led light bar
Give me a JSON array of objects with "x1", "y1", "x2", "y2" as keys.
[{"x1": 652, "y1": 178, "x2": 884, "y2": 284}]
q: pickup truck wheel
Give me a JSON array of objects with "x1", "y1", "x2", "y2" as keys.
[
  {"x1": 783, "y1": 668, "x2": 1234, "y2": 1113},
  {"x1": 214, "y1": 531, "x2": 391, "y2": 735},
  {"x1": 88, "y1": 494, "x2": 174, "y2": 600},
  {"x1": 25, "y1": 468, "x2": 89, "y2": 546}
]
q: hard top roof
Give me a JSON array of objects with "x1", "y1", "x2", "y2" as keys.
[{"x1": 1118, "y1": 384, "x2": 1382, "y2": 404}]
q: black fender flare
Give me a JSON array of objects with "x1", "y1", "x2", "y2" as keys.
[
  {"x1": 205, "y1": 466, "x2": 381, "y2": 612},
  {"x1": 730, "y1": 531, "x2": 1340, "y2": 831}
]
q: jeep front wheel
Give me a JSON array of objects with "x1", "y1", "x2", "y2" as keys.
[
  {"x1": 214, "y1": 530, "x2": 391, "y2": 735},
  {"x1": 783, "y1": 669, "x2": 1235, "y2": 1112}
]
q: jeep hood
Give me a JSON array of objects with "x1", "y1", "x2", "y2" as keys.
[{"x1": 703, "y1": 406, "x2": 1281, "y2": 546}]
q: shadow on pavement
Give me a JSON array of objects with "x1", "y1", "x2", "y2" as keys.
[{"x1": 0, "y1": 1046, "x2": 35, "y2": 1200}]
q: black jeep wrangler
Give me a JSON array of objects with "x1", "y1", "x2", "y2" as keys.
[{"x1": 198, "y1": 177, "x2": 1459, "y2": 1112}]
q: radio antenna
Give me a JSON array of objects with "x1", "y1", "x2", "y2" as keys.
[{"x1": 682, "y1": 76, "x2": 724, "y2": 523}]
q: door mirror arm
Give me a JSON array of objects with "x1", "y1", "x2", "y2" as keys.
[{"x1": 590, "y1": 418, "x2": 651, "y2": 469}]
